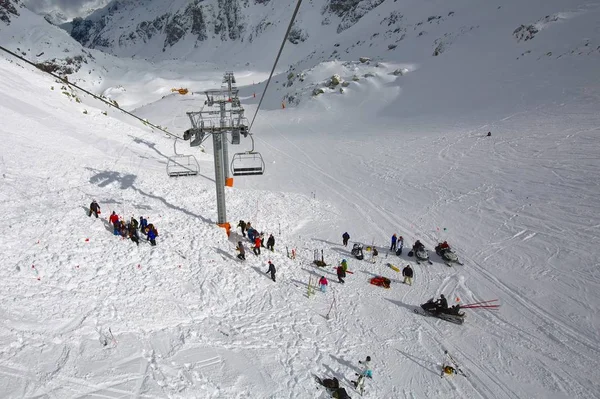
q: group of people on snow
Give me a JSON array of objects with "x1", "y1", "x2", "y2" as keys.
[
  {"x1": 89, "y1": 200, "x2": 158, "y2": 247},
  {"x1": 108, "y1": 211, "x2": 159, "y2": 246},
  {"x1": 237, "y1": 220, "x2": 276, "y2": 257},
  {"x1": 317, "y1": 355, "x2": 372, "y2": 398}
]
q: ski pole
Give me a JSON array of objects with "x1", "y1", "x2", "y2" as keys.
[{"x1": 463, "y1": 299, "x2": 499, "y2": 306}]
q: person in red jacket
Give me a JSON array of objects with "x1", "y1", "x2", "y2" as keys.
[
  {"x1": 253, "y1": 235, "x2": 262, "y2": 255},
  {"x1": 109, "y1": 211, "x2": 119, "y2": 235},
  {"x1": 319, "y1": 276, "x2": 328, "y2": 292}
]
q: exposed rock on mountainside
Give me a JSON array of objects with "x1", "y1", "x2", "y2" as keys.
[
  {"x1": 64, "y1": 0, "x2": 390, "y2": 56},
  {"x1": 326, "y1": 0, "x2": 386, "y2": 33},
  {"x1": 0, "y1": 0, "x2": 21, "y2": 25}
]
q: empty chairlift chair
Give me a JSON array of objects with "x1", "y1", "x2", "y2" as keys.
[
  {"x1": 231, "y1": 135, "x2": 265, "y2": 176},
  {"x1": 166, "y1": 138, "x2": 200, "y2": 177}
]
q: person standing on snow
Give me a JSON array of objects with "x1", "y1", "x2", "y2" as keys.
[
  {"x1": 247, "y1": 225, "x2": 257, "y2": 242},
  {"x1": 336, "y1": 265, "x2": 346, "y2": 284},
  {"x1": 342, "y1": 232, "x2": 350, "y2": 247},
  {"x1": 139, "y1": 216, "x2": 148, "y2": 233},
  {"x1": 236, "y1": 241, "x2": 246, "y2": 261},
  {"x1": 253, "y1": 235, "x2": 262, "y2": 256},
  {"x1": 89, "y1": 200, "x2": 101, "y2": 218},
  {"x1": 340, "y1": 259, "x2": 349, "y2": 275},
  {"x1": 147, "y1": 226, "x2": 157, "y2": 246},
  {"x1": 266, "y1": 234, "x2": 275, "y2": 252},
  {"x1": 109, "y1": 211, "x2": 119, "y2": 235},
  {"x1": 390, "y1": 234, "x2": 397, "y2": 251},
  {"x1": 352, "y1": 356, "x2": 373, "y2": 390},
  {"x1": 402, "y1": 264, "x2": 413, "y2": 285},
  {"x1": 265, "y1": 260, "x2": 276, "y2": 282},
  {"x1": 237, "y1": 220, "x2": 247, "y2": 237},
  {"x1": 396, "y1": 236, "x2": 404, "y2": 256},
  {"x1": 319, "y1": 276, "x2": 329, "y2": 292}
]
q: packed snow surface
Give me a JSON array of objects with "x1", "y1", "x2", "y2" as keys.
[{"x1": 1, "y1": 0, "x2": 600, "y2": 398}]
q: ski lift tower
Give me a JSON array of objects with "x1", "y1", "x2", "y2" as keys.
[{"x1": 182, "y1": 72, "x2": 249, "y2": 235}]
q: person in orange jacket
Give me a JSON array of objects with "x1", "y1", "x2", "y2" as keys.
[{"x1": 253, "y1": 235, "x2": 262, "y2": 255}]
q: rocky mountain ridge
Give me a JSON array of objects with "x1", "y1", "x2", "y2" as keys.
[{"x1": 65, "y1": 0, "x2": 390, "y2": 59}]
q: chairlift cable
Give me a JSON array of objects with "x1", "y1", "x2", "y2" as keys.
[
  {"x1": 248, "y1": 0, "x2": 304, "y2": 133},
  {"x1": 0, "y1": 44, "x2": 184, "y2": 141}
]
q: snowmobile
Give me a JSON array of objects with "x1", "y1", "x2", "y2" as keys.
[
  {"x1": 414, "y1": 298, "x2": 465, "y2": 325},
  {"x1": 351, "y1": 243, "x2": 364, "y2": 260},
  {"x1": 435, "y1": 243, "x2": 464, "y2": 266},
  {"x1": 415, "y1": 247, "x2": 432, "y2": 265}
]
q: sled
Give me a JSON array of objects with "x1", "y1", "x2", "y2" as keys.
[
  {"x1": 387, "y1": 263, "x2": 400, "y2": 272},
  {"x1": 370, "y1": 276, "x2": 391, "y2": 289}
]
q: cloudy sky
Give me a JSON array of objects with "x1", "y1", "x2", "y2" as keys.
[{"x1": 22, "y1": 0, "x2": 112, "y2": 20}]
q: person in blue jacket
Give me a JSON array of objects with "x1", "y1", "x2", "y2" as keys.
[
  {"x1": 247, "y1": 227, "x2": 257, "y2": 242},
  {"x1": 139, "y1": 216, "x2": 148, "y2": 233},
  {"x1": 390, "y1": 234, "x2": 398, "y2": 251},
  {"x1": 147, "y1": 226, "x2": 157, "y2": 246}
]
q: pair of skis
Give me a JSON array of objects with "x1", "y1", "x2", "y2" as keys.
[{"x1": 441, "y1": 350, "x2": 467, "y2": 378}]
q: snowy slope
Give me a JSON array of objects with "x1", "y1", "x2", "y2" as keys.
[{"x1": 1, "y1": 0, "x2": 600, "y2": 398}]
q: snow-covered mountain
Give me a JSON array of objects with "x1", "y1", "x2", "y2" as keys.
[
  {"x1": 64, "y1": 0, "x2": 389, "y2": 62},
  {"x1": 1, "y1": 0, "x2": 600, "y2": 397}
]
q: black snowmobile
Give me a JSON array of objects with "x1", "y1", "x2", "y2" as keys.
[
  {"x1": 415, "y1": 298, "x2": 465, "y2": 325},
  {"x1": 351, "y1": 243, "x2": 364, "y2": 260},
  {"x1": 435, "y1": 243, "x2": 464, "y2": 266}
]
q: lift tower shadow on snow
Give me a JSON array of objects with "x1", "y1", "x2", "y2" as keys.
[{"x1": 182, "y1": 72, "x2": 264, "y2": 235}]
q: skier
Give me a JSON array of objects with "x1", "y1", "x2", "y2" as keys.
[
  {"x1": 436, "y1": 294, "x2": 448, "y2": 310},
  {"x1": 319, "y1": 276, "x2": 328, "y2": 292},
  {"x1": 139, "y1": 216, "x2": 148, "y2": 233},
  {"x1": 253, "y1": 235, "x2": 262, "y2": 256},
  {"x1": 336, "y1": 264, "x2": 346, "y2": 284},
  {"x1": 390, "y1": 234, "x2": 397, "y2": 251},
  {"x1": 340, "y1": 259, "x2": 348, "y2": 272},
  {"x1": 342, "y1": 232, "x2": 350, "y2": 247},
  {"x1": 236, "y1": 241, "x2": 246, "y2": 260},
  {"x1": 396, "y1": 236, "x2": 404, "y2": 256},
  {"x1": 487, "y1": 131, "x2": 492, "y2": 137},
  {"x1": 147, "y1": 226, "x2": 157, "y2": 246},
  {"x1": 237, "y1": 220, "x2": 247, "y2": 237},
  {"x1": 441, "y1": 351, "x2": 466, "y2": 377},
  {"x1": 402, "y1": 264, "x2": 413, "y2": 285},
  {"x1": 265, "y1": 260, "x2": 276, "y2": 282},
  {"x1": 88, "y1": 200, "x2": 101, "y2": 218},
  {"x1": 352, "y1": 356, "x2": 373, "y2": 393},
  {"x1": 266, "y1": 234, "x2": 275, "y2": 252}
]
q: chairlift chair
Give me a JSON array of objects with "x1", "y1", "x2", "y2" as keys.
[
  {"x1": 231, "y1": 135, "x2": 265, "y2": 176},
  {"x1": 167, "y1": 138, "x2": 200, "y2": 177}
]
